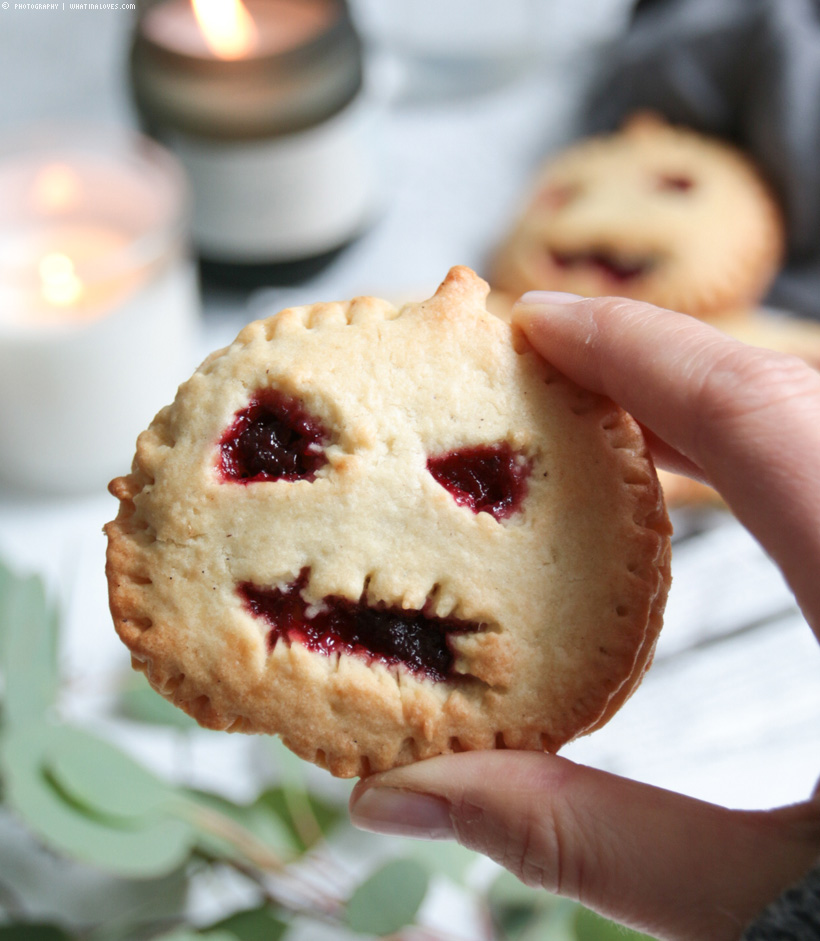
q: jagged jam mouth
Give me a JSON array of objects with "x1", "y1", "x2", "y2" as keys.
[
  {"x1": 550, "y1": 249, "x2": 653, "y2": 283},
  {"x1": 239, "y1": 570, "x2": 483, "y2": 681}
]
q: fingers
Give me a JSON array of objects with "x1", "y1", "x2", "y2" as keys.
[
  {"x1": 512, "y1": 293, "x2": 820, "y2": 636},
  {"x1": 634, "y1": 425, "x2": 709, "y2": 483},
  {"x1": 350, "y1": 751, "x2": 820, "y2": 941}
]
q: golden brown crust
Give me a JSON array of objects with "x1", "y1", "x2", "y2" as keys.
[
  {"x1": 105, "y1": 266, "x2": 671, "y2": 778},
  {"x1": 490, "y1": 114, "x2": 785, "y2": 318}
]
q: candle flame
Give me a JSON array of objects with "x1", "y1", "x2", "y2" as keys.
[
  {"x1": 39, "y1": 252, "x2": 83, "y2": 307},
  {"x1": 32, "y1": 164, "x2": 83, "y2": 214},
  {"x1": 191, "y1": 0, "x2": 258, "y2": 59}
]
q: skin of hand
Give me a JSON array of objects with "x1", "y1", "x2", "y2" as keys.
[{"x1": 348, "y1": 292, "x2": 820, "y2": 941}]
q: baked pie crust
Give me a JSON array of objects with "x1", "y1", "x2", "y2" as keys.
[
  {"x1": 105, "y1": 266, "x2": 672, "y2": 777},
  {"x1": 490, "y1": 114, "x2": 784, "y2": 319}
]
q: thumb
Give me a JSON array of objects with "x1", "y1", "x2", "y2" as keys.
[{"x1": 349, "y1": 751, "x2": 820, "y2": 941}]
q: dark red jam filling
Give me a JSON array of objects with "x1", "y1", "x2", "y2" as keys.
[
  {"x1": 219, "y1": 390, "x2": 328, "y2": 483},
  {"x1": 239, "y1": 571, "x2": 480, "y2": 681},
  {"x1": 537, "y1": 182, "x2": 581, "y2": 210},
  {"x1": 551, "y1": 249, "x2": 650, "y2": 283},
  {"x1": 427, "y1": 443, "x2": 529, "y2": 520},
  {"x1": 658, "y1": 174, "x2": 695, "y2": 192}
]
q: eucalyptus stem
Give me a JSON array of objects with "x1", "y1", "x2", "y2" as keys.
[
  {"x1": 281, "y1": 784, "x2": 324, "y2": 850},
  {"x1": 223, "y1": 854, "x2": 347, "y2": 926},
  {"x1": 178, "y1": 798, "x2": 287, "y2": 872}
]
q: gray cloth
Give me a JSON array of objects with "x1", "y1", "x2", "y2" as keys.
[
  {"x1": 742, "y1": 864, "x2": 820, "y2": 939},
  {"x1": 581, "y1": 0, "x2": 820, "y2": 318}
]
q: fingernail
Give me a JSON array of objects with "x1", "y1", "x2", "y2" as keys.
[
  {"x1": 512, "y1": 291, "x2": 591, "y2": 332},
  {"x1": 351, "y1": 787, "x2": 455, "y2": 841},
  {"x1": 518, "y1": 291, "x2": 583, "y2": 306}
]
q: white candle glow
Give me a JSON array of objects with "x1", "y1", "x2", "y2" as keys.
[{"x1": 0, "y1": 128, "x2": 199, "y2": 494}]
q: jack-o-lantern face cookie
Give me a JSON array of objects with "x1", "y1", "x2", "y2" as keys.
[
  {"x1": 105, "y1": 266, "x2": 671, "y2": 778},
  {"x1": 491, "y1": 115, "x2": 784, "y2": 318}
]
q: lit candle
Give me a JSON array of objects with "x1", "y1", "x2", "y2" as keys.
[
  {"x1": 130, "y1": 0, "x2": 380, "y2": 285},
  {"x1": 0, "y1": 128, "x2": 200, "y2": 494},
  {"x1": 142, "y1": 0, "x2": 332, "y2": 60}
]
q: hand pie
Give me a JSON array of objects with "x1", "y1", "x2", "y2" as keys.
[{"x1": 105, "y1": 267, "x2": 671, "y2": 777}]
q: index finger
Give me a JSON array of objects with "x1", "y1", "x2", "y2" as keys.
[{"x1": 512, "y1": 292, "x2": 820, "y2": 636}]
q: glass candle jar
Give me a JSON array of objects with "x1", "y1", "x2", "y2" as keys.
[
  {"x1": 0, "y1": 126, "x2": 199, "y2": 494},
  {"x1": 130, "y1": 0, "x2": 380, "y2": 285}
]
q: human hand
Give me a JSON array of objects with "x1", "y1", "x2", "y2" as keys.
[{"x1": 349, "y1": 292, "x2": 820, "y2": 941}]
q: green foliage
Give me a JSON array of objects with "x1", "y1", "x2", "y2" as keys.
[
  {"x1": 152, "y1": 932, "x2": 234, "y2": 941},
  {"x1": 48, "y1": 723, "x2": 179, "y2": 818},
  {"x1": 180, "y1": 787, "x2": 298, "y2": 863},
  {"x1": 574, "y1": 906, "x2": 656, "y2": 941},
  {"x1": 0, "y1": 724, "x2": 195, "y2": 879},
  {"x1": 254, "y1": 784, "x2": 342, "y2": 853},
  {"x1": 0, "y1": 928, "x2": 72, "y2": 941},
  {"x1": 489, "y1": 870, "x2": 577, "y2": 941},
  {"x1": 346, "y1": 858, "x2": 430, "y2": 935},
  {"x1": 208, "y1": 905, "x2": 289, "y2": 941},
  {"x1": 488, "y1": 868, "x2": 659, "y2": 941},
  {"x1": 0, "y1": 564, "x2": 59, "y2": 729},
  {"x1": 0, "y1": 557, "x2": 658, "y2": 940}
]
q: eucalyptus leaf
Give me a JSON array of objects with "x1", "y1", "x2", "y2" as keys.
[
  {"x1": 488, "y1": 870, "x2": 564, "y2": 912},
  {"x1": 574, "y1": 906, "x2": 657, "y2": 941},
  {"x1": 345, "y1": 858, "x2": 429, "y2": 936},
  {"x1": 0, "y1": 558, "x2": 15, "y2": 655},
  {"x1": 493, "y1": 902, "x2": 536, "y2": 941},
  {"x1": 1, "y1": 726, "x2": 194, "y2": 878},
  {"x1": 0, "y1": 926, "x2": 73, "y2": 941},
  {"x1": 520, "y1": 910, "x2": 577, "y2": 941},
  {"x1": 149, "y1": 933, "x2": 201, "y2": 941},
  {"x1": 47, "y1": 725, "x2": 177, "y2": 820},
  {"x1": 208, "y1": 905, "x2": 289, "y2": 941},
  {"x1": 493, "y1": 903, "x2": 578, "y2": 941},
  {"x1": 487, "y1": 872, "x2": 569, "y2": 941},
  {"x1": 152, "y1": 932, "x2": 234, "y2": 941},
  {"x1": 0, "y1": 567, "x2": 59, "y2": 728}
]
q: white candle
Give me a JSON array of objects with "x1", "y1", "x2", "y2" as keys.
[{"x1": 0, "y1": 129, "x2": 200, "y2": 494}]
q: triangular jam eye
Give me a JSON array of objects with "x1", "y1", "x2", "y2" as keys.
[
  {"x1": 427, "y1": 443, "x2": 530, "y2": 520},
  {"x1": 219, "y1": 391, "x2": 328, "y2": 482}
]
